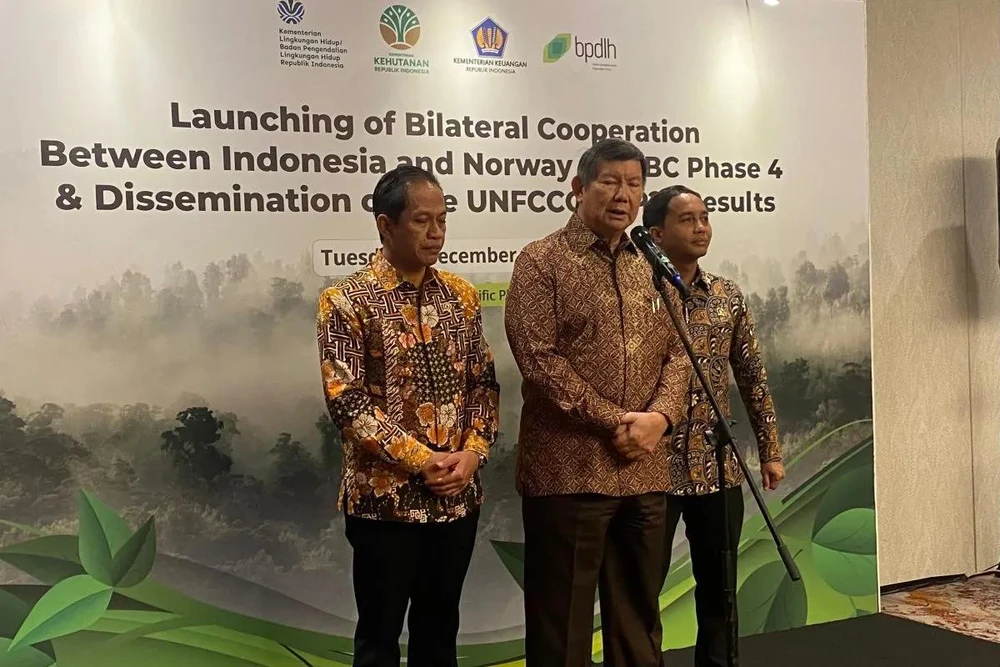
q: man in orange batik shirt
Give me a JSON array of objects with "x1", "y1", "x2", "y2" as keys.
[{"x1": 316, "y1": 165, "x2": 499, "y2": 667}]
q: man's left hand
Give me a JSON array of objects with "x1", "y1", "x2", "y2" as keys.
[
  {"x1": 426, "y1": 450, "x2": 480, "y2": 497},
  {"x1": 761, "y1": 461, "x2": 785, "y2": 490}
]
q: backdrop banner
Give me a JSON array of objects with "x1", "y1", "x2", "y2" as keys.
[{"x1": 0, "y1": 1, "x2": 872, "y2": 664}]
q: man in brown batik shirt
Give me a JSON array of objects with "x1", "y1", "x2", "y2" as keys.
[
  {"x1": 644, "y1": 185, "x2": 785, "y2": 667},
  {"x1": 505, "y1": 139, "x2": 692, "y2": 667}
]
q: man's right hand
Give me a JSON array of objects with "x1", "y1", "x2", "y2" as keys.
[{"x1": 613, "y1": 412, "x2": 669, "y2": 461}]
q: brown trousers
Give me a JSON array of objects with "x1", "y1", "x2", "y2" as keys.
[{"x1": 522, "y1": 492, "x2": 667, "y2": 667}]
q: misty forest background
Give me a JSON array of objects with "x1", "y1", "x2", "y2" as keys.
[{"x1": 0, "y1": 230, "x2": 873, "y2": 632}]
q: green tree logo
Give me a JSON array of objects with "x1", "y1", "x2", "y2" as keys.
[
  {"x1": 379, "y1": 5, "x2": 421, "y2": 50},
  {"x1": 543, "y1": 33, "x2": 572, "y2": 63}
]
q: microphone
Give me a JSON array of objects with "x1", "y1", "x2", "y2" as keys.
[{"x1": 629, "y1": 225, "x2": 690, "y2": 299}]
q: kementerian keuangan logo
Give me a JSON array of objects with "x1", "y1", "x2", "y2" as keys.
[
  {"x1": 277, "y1": 0, "x2": 305, "y2": 25},
  {"x1": 453, "y1": 17, "x2": 527, "y2": 75},
  {"x1": 472, "y1": 17, "x2": 507, "y2": 58}
]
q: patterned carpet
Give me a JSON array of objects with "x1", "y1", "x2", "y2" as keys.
[{"x1": 881, "y1": 574, "x2": 1000, "y2": 643}]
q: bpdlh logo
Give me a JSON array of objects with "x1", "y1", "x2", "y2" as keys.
[
  {"x1": 542, "y1": 32, "x2": 617, "y2": 70},
  {"x1": 542, "y1": 33, "x2": 571, "y2": 63},
  {"x1": 277, "y1": 0, "x2": 305, "y2": 25},
  {"x1": 380, "y1": 5, "x2": 421, "y2": 50}
]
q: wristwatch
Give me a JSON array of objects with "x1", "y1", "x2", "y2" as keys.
[{"x1": 474, "y1": 452, "x2": 488, "y2": 469}]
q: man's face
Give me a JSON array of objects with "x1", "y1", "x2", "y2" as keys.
[
  {"x1": 378, "y1": 181, "x2": 447, "y2": 270},
  {"x1": 650, "y1": 193, "x2": 712, "y2": 262},
  {"x1": 572, "y1": 159, "x2": 645, "y2": 240}
]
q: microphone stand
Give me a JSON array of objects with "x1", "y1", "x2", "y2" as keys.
[{"x1": 652, "y1": 270, "x2": 800, "y2": 667}]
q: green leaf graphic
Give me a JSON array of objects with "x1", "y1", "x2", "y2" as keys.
[
  {"x1": 110, "y1": 516, "x2": 156, "y2": 588},
  {"x1": 8, "y1": 575, "x2": 113, "y2": 651},
  {"x1": 810, "y1": 461, "x2": 877, "y2": 599},
  {"x1": 0, "y1": 639, "x2": 53, "y2": 667},
  {"x1": 814, "y1": 507, "x2": 875, "y2": 555},
  {"x1": 489, "y1": 541, "x2": 524, "y2": 590},
  {"x1": 737, "y1": 559, "x2": 807, "y2": 635},
  {"x1": 0, "y1": 536, "x2": 85, "y2": 585},
  {"x1": 78, "y1": 491, "x2": 131, "y2": 585},
  {"x1": 0, "y1": 432, "x2": 874, "y2": 666},
  {"x1": 0, "y1": 589, "x2": 31, "y2": 640},
  {"x1": 812, "y1": 508, "x2": 878, "y2": 597},
  {"x1": 811, "y1": 466, "x2": 873, "y2": 536}
]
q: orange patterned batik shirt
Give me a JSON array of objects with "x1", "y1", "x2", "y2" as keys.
[{"x1": 316, "y1": 250, "x2": 499, "y2": 523}]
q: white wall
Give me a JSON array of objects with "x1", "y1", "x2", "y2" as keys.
[{"x1": 868, "y1": 0, "x2": 1000, "y2": 585}]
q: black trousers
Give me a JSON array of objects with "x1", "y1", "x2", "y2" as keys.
[
  {"x1": 344, "y1": 509, "x2": 479, "y2": 667},
  {"x1": 522, "y1": 493, "x2": 668, "y2": 667},
  {"x1": 663, "y1": 486, "x2": 745, "y2": 667}
]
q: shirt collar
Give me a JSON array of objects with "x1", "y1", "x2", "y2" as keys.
[
  {"x1": 564, "y1": 213, "x2": 636, "y2": 255},
  {"x1": 371, "y1": 248, "x2": 439, "y2": 291},
  {"x1": 692, "y1": 266, "x2": 713, "y2": 291}
]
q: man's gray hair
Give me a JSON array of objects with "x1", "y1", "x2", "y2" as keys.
[{"x1": 576, "y1": 138, "x2": 647, "y2": 186}]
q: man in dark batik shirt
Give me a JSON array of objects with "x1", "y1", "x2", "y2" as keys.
[{"x1": 644, "y1": 184, "x2": 785, "y2": 667}]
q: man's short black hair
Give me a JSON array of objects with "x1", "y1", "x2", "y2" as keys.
[
  {"x1": 576, "y1": 139, "x2": 647, "y2": 186},
  {"x1": 642, "y1": 185, "x2": 702, "y2": 229},
  {"x1": 371, "y1": 165, "x2": 441, "y2": 224}
]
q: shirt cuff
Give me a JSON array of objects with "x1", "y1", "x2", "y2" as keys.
[
  {"x1": 461, "y1": 431, "x2": 491, "y2": 462},
  {"x1": 394, "y1": 435, "x2": 433, "y2": 473},
  {"x1": 656, "y1": 411, "x2": 673, "y2": 435},
  {"x1": 759, "y1": 441, "x2": 782, "y2": 464}
]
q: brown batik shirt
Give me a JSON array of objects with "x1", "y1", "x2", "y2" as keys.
[
  {"x1": 316, "y1": 250, "x2": 500, "y2": 523},
  {"x1": 505, "y1": 214, "x2": 692, "y2": 497},
  {"x1": 666, "y1": 269, "x2": 781, "y2": 496}
]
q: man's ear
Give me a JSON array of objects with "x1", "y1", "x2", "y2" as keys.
[
  {"x1": 375, "y1": 214, "x2": 391, "y2": 240},
  {"x1": 570, "y1": 175, "x2": 583, "y2": 197},
  {"x1": 648, "y1": 224, "x2": 664, "y2": 244}
]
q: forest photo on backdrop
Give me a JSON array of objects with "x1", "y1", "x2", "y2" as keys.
[{"x1": 0, "y1": 227, "x2": 875, "y2": 664}]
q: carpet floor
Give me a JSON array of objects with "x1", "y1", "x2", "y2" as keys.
[
  {"x1": 881, "y1": 575, "x2": 1000, "y2": 644},
  {"x1": 663, "y1": 613, "x2": 1000, "y2": 666}
]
